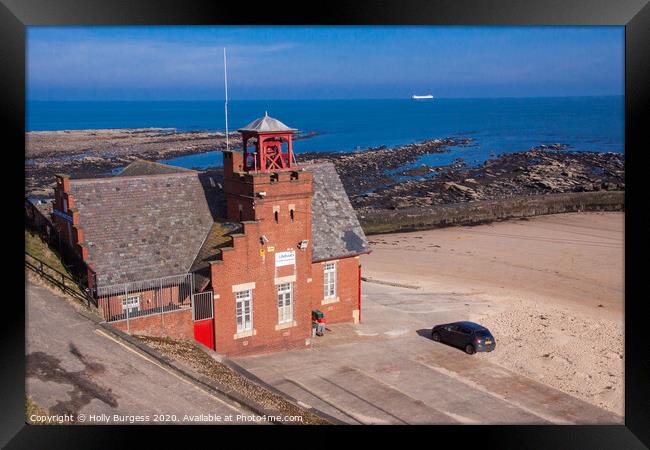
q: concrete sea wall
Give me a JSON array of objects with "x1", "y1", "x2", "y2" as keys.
[{"x1": 360, "y1": 191, "x2": 624, "y2": 235}]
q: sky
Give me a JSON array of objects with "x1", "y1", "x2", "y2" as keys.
[{"x1": 27, "y1": 26, "x2": 624, "y2": 101}]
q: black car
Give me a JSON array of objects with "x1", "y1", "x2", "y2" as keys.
[{"x1": 430, "y1": 321, "x2": 496, "y2": 354}]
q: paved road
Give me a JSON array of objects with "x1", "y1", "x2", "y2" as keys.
[
  {"x1": 26, "y1": 281, "x2": 259, "y2": 425},
  {"x1": 235, "y1": 282, "x2": 622, "y2": 425}
]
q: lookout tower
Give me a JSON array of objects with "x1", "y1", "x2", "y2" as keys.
[{"x1": 237, "y1": 112, "x2": 297, "y2": 172}]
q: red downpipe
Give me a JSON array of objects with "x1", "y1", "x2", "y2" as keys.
[{"x1": 358, "y1": 264, "x2": 362, "y2": 323}]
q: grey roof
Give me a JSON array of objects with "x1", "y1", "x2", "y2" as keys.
[
  {"x1": 69, "y1": 170, "x2": 224, "y2": 287},
  {"x1": 307, "y1": 162, "x2": 369, "y2": 261},
  {"x1": 238, "y1": 112, "x2": 296, "y2": 133},
  {"x1": 117, "y1": 159, "x2": 194, "y2": 177},
  {"x1": 68, "y1": 159, "x2": 365, "y2": 288},
  {"x1": 190, "y1": 221, "x2": 242, "y2": 290}
]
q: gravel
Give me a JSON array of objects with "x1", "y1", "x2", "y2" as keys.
[{"x1": 136, "y1": 336, "x2": 330, "y2": 425}]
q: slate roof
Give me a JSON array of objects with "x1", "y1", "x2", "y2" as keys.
[
  {"x1": 306, "y1": 162, "x2": 369, "y2": 261},
  {"x1": 238, "y1": 112, "x2": 297, "y2": 133},
  {"x1": 190, "y1": 221, "x2": 242, "y2": 290},
  {"x1": 69, "y1": 169, "x2": 224, "y2": 287},
  {"x1": 116, "y1": 159, "x2": 194, "y2": 177},
  {"x1": 69, "y1": 158, "x2": 366, "y2": 289}
]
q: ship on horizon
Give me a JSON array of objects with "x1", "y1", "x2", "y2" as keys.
[{"x1": 411, "y1": 94, "x2": 434, "y2": 100}]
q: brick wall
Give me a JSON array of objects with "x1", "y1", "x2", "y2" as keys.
[
  {"x1": 311, "y1": 256, "x2": 361, "y2": 324},
  {"x1": 51, "y1": 174, "x2": 89, "y2": 260},
  {"x1": 111, "y1": 307, "x2": 193, "y2": 340},
  {"x1": 211, "y1": 159, "x2": 315, "y2": 356},
  {"x1": 211, "y1": 217, "x2": 314, "y2": 356},
  {"x1": 99, "y1": 285, "x2": 189, "y2": 320},
  {"x1": 207, "y1": 153, "x2": 368, "y2": 357}
]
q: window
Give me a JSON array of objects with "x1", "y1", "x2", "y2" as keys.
[
  {"x1": 62, "y1": 198, "x2": 68, "y2": 213},
  {"x1": 324, "y1": 262, "x2": 337, "y2": 299},
  {"x1": 277, "y1": 283, "x2": 293, "y2": 324},
  {"x1": 290, "y1": 209, "x2": 294, "y2": 222},
  {"x1": 235, "y1": 290, "x2": 253, "y2": 333},
  {"x1": 122, "y1": 295, "x2": 140, "y2": 313},
  {"x1": 274, "y1": 211, "x2": 279, "y2": 223}
]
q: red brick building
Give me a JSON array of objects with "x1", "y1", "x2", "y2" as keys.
[{"x1": 51, "y1": 114, "x2": 369, "y2": 356}]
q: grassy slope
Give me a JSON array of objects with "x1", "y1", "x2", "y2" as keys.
[
  {"x1": 25, "y1": 230, "x2": 70, "y2": 273},
  {"x1": 25, "y1": 229, "x2": 85, "y2": 297}
]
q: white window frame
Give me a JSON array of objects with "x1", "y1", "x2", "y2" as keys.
[
  {"x1": 277, "y1": 282, "x2": 293, "y2": 324},
  {"x1": 122, "y1": 294, "x2": 140, "y2": 313},
  {"x1": 235, "y1": 289, "x2": 253, "y2": 333},
  {"x1": 324, "y1": 262, "x2": 337, "y2": 299}
]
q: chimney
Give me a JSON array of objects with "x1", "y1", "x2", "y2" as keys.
[{"x1": 223, "y1": 150, "x2": 243, "y2": 179}]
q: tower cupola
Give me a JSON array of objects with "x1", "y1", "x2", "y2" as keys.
[{"x1": 237, "y1": 112, "x2": 297, "y2": 172}]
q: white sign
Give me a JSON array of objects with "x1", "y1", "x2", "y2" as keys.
[{"x1": 275, "y1": 250, "x2": 295, "y2": 267}]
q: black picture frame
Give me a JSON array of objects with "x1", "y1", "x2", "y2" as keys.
[{"x1": 3, "y1": 0, "x2": 648, "y2": 447}]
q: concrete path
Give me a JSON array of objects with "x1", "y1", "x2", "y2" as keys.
[
  {"x1": 234, "y1": 282, "x2": 622, "y2": 425},
  {"x1": 26, "y1": 281, "x2": 259, "y2": 425}
]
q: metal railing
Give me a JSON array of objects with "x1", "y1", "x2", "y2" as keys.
[
  {"x1": 97, "y1": 273, "x2": 195, "y2": 325},
  {"x1": 192, "y1": 291, "x2": 214, "y2": 321},
  {"x1": 25, "y1": 199, "x2": 96, "y2": 289},
  {"x1": 25, "y1": 252, "x2": 97, "y2": 307}
]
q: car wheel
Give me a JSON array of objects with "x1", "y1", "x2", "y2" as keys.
[
  {"x1": 431, "y1": 331, "x2": 440, "y2": 342},
  {"x1": 465, "y1": 344, "x2": 476, "y2": 355}
]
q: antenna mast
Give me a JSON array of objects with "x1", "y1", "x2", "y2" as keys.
[{"x1": 223, "y1": 47, "x2": 229, "y2": 151}]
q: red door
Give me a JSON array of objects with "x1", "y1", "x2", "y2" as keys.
[
  {"x1": 192, "y1": 291, "x2": 215, "y2": 350},
  {"x1": 193, "y1": 319, "x2": 214, "y2": 350}
]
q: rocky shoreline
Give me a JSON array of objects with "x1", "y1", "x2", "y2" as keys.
[
  {"x1": 26, "y1": 129, "x2": 625, "y2": 227},
  {"x1": 25, "y1": 128, "x2": 316, "y2": 197},
  {"x1": 298, "y1": 143, "x2": 624, "y2": 213},
  {"x1": 298, "y1": 138, "x2": 472, "y2": 197}
]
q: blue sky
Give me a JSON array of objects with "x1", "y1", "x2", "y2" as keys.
[{"x1": 27, "y1": 26, "x2": 624, "y2": 100}]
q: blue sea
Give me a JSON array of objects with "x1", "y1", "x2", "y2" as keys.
[{"x1": 27, "y1": 97, "x2": 624, "y2": 170}]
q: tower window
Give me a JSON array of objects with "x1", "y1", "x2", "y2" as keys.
[
  {"x1": 290, "y1": 209, "x2": 294, "y2": 222},
  {"x1": 274, "y1": 211, "x2": 279, "y2": 223}
]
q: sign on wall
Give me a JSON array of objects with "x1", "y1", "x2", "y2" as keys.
[{"x1": 275, "y1": 250, "x2": 295, "y2": 267}]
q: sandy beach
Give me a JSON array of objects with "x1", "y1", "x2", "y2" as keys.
[{"x1": 363, "y1": 212, "x2": 624, "y2": 415}]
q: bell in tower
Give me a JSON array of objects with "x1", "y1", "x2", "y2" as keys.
[{"x1": 237, "y1": 112, "x2": 298, "y2": 172}]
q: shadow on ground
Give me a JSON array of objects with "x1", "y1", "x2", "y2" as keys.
[{"x1": 26, "y1": 343, "x2": 118, "y2": 415}]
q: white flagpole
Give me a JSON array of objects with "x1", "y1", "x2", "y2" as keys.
[{"x1": 223, "y1": 47, "x2": 229, "y2": 151}]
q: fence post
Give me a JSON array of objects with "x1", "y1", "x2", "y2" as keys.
[
  {"x1": 125, "y1": 283, "x2": 130, "y2": 333},
  {"x1": 160, "y1": 278, "x2": 164, "y2": 331}
]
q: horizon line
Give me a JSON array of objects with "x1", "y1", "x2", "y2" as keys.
[{"x1": 28, "y1": 94, "x2": 624, "y2": 102}]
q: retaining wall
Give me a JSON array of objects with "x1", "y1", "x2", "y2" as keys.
[{"x1": 360, "y1": 191, "x2": 624, "y2": 235}]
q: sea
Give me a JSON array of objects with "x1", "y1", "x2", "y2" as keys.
[{"x1": 27, "y1": 97, "x2": 624, "y2": 170}]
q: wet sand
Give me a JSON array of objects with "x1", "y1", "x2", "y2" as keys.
[{"x1": 363, "y1": 212, "x2": 624, "y2": 415}]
